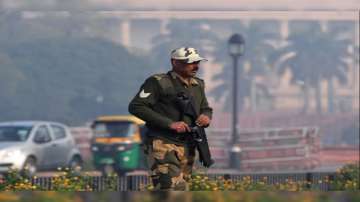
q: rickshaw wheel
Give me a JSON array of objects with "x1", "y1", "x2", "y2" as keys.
[
  {"x1": 102, "y1": 164, "x2": 115, "y2": 176},
  {"x1": 116, "y1": 170, "x2": 127, "y2": 177}
]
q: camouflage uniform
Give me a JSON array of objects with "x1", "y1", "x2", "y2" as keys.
[
  {"x1": 147, "y1": 138, "x2": 196, "y2": 190},
  {"x1": 128, "y1": 70, "x2": 212, "y2": 190}
]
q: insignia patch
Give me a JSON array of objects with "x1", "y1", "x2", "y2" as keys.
[{"x1": 139, "y1": 89, "x2": 151, "y2": 98}]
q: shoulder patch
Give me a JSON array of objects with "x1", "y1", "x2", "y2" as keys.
[
  {"x1": 194, "y1": 77, "x2": 204, "y2": 82},
  {"x1": 194, "y1": 77, "x2": 204, "y2": 84},
  {"x1": 152, "y1": 74, "x2": 167, "y2": 81},
  {"x1": 194, "y1": 77, "x2": 205, "y2": 87}
]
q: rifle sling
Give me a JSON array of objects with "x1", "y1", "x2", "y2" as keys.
[{"x1": 167, "y1": 73, "x2": 198, "y2": 122}]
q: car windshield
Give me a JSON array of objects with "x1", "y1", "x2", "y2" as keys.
[
  {"x1": 93, "y1": 121, "x2": 132, "y2": 138},
  {"x1": 0, "y1": 126, "x2": 33, "y2": 142}
]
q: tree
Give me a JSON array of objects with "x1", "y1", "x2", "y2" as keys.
[
  {"x1": 327, "y1": 21, "x2": 357, "y2": 113},
  {"x1": 0, "y1": 53, "x2": 26, "y2": 119},
  {"x1": 0, "y1": 37, "x2": 156, "y2": 125},
  {"x1": 0, "y1": 13, "x2": 163, "y2": 124},
  {"x1": 273, "y1": 22, "x2": 351, "y2": 114},
  {"x1": 211, "y1": 21, "x2": 281, "y2": 112}
]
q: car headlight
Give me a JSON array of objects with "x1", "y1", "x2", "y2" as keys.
[{"x1": 3, "y1": 149, "x2": 23, "y2": 159}]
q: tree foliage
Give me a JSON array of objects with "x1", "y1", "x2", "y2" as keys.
[
  {"x1": 0, "y1": 12, "x2": 157, "y2": 125},
  {"x1": 211, "y1": 21, "x2": 281, "y2": 112}
]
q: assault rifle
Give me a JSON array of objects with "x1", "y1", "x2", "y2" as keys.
[{"x1": 176, "y1": 92, "x2": 214, "y2": 168}]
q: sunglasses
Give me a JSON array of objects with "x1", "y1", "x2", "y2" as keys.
[{"x1": 177, "y1": 60, "x2": 200, "y2": 65}]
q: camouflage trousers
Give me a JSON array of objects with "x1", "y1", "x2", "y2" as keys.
[{"x1": 147, "y1": 138, "x2": 196, "y2": 190}]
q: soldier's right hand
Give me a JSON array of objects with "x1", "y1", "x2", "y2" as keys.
[{"x1": 169, "y1": 121, "x2": 191, "y2": 133}]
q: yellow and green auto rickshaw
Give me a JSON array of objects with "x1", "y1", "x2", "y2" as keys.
[{"x1": 90, "y1": 115, "x2": 147, "y2": 176}]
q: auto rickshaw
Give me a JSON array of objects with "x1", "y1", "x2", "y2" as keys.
[{"x1": 90, "y1": 115, "x2": 146, "y2": 176}]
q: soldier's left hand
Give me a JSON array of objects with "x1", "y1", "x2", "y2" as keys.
[{"x1": 195, "y1": 114, "x2": 211, "y2": 127}]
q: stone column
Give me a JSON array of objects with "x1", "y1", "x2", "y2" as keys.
[
  {"x1": 159, "y1": 18, "x2": 169, "y2": 35},
  {"x1": 280, "y1": 20, "x2": 289, "y2": 39},
  {"x1": 320, "y1": 20, "x2": 328, "y2": 32},
  {"x1": 120, "y1": 19, "x2": 131, "y2": 47}
]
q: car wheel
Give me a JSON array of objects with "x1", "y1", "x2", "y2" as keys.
[
  {"x1": 22, "y1": 157, "x2": 37, "y2": 177},
  {"x1": 69, "y1": 156, "x2": 83, "y2": 173}
]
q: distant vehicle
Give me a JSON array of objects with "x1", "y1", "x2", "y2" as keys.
[
  {"x1": 90, "y1": 115, "x2": 147, "y2": 176},
  {"x1": 0, "y1": 121, "x2": 83, "y2": 176}
]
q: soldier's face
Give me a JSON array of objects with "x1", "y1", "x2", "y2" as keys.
[{"x1": 173, "y1": 60, "x2": 200, "y2": 78}]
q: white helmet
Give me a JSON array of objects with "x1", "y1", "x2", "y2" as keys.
[{"x1": 171, "y1": 47, "x2": 207, "y2": 63}]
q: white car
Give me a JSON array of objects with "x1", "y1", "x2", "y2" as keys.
[{"x1": 0, "y1": 121, "x2": 82, "y2": 176}]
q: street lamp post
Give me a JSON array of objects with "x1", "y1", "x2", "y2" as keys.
[{"x1": 228, "y1": 33, "x2": 245, "y2": 169}]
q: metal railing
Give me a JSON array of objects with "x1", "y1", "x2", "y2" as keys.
[{"x1": 28, "y1": 172, "x2": 336, "y2": 191}]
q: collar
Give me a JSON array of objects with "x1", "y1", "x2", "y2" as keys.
[{"x1": 169, "y1": 71, "x2": 199, "y2": 86}]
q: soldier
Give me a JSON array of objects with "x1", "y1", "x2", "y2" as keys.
[{"x1": 128, "y1": 47, "x2": 213, "y2": 190}]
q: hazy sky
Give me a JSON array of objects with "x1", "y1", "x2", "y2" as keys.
[{"x1": 1, "y1": 0, "x2": 359, "y2": 10}]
